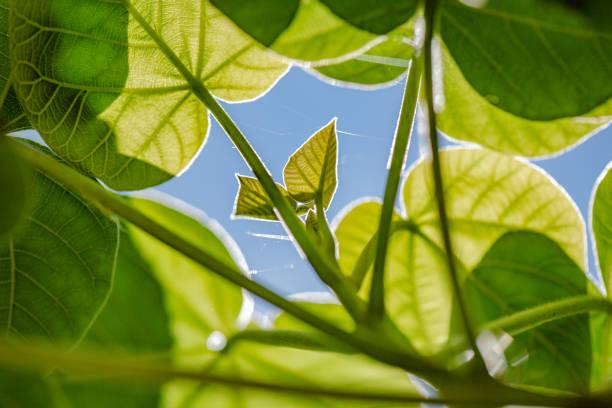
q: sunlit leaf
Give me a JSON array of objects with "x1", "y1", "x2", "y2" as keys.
[
  {"x1": 11, "y1": 0, "x2": 287, "y2": 190},
  {"x1": 0, "y1": 139, "x2": 28, "y2": 236},
  {"x1": 465, "y1": 231, "x2": 592, "y2": 393},
  {"x1": 590, "y1": 164, "x2": 612, "y2": 388},
  {"x1": 314, "y1": 26, "x2": 414, "y2": 87},
  {"x1": 213, "y1": 0, "x2": 416, "y2": 63},
  {"x1": 284, "y1": 119, "x2": 338, "y2": 208},
  {"x1": 437, "y1": 0, "x2": 612, "y2": 157},
  {"x1": 233, "y1": 176, "x2": 297, "y2": 221},
  {"x1": 0, "y1": 141, "x2": 117, "y2": 344},
  {"x1": 59, "y1": 194, "x2": 250, "y2": 406},
  {"x1": 335, "y1": 148, "x2": 586, "y2": 355},
  {"x1": 440, "y1": 0, "x2": 612, "y2": 121}
]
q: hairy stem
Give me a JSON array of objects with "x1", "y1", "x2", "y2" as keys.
[
  {"x1": 421, "y1": 0, "x2": 484, "y2": 369},
  {"x1": 369, "y1": 58, "x2": 420, "y2": 320},
  {"x1": 122, "y1": 0, "x2": 365, "y2": 322},
  {"x1": 13, "y1": 140, "x2": 441, "y2": 378},
  {"x1": 483, "y1": 295, "x2": 612, "y2": 334}
]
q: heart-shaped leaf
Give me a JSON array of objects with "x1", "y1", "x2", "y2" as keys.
[{"x1": 11, "y1": 0, "x2": 287, "y2": 190}]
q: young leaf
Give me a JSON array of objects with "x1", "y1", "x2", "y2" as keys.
[
  {"x1": 234, "y1": 176, "x2": 297, "y2": 221},
  {"x1": 0, "y1": 139, "x2": 28, "y2": 236},
  {"x1": 11, "y1": 0, "x2": 287, "y2": 190},
  {"x1": 0, "y1": 141, "x2": 118, "y2": 344},
  {"x1": 283, "y1": 119, "x2": 338, "y2": 208},
  {"x1": 58, "y1": 195, "x2": 250, "y2": 406},
  {"x1": 464, "y1": 231, "x2": 592, "y2": 393},
  {"x1": 440, "y1": 0, "x2": 612, "y2": 121}
]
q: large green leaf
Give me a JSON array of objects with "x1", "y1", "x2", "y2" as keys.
[
  {"x1": 313, "y1": 25, "x2": 413, "y2": 87},
  {"x1": 464, "y1": 231, "x2": 592, "y2": 393},
  {"x1": 440, "y1": 0, "x2": 612, "y2": 121},
  {"x1": 591, "y1": 164, "x2": 612, "y2": 388},
  {"x1": 438, "y1": 43, "x2": 612, "y2": 158},
  {"x1": 0, "y1": 369, "x2": 64, "y2": 408},
  {"x1": 0, "y1": 0, "x2": 27, "y2": 133},
  {"x1": 284, "y1": 119, "x2": 338, "y2": 208},
  {"x1": 0, "y1": 141, "x2": 117, "y2": 344},
  {"x1": 213, "y1": 0, "x2": 418, "y2": 63},
  {"x1": 335, "y1": 148, "x2": 586, "y2": 355},
  {"x1": 59, "y1": 194, "x2": 249, "y2": 406},
  {"x1": 437, "y1": 0, "x2": 612, "y2": 157},
  {"x1": 0, "y1": 139, "x2": 28, "y2": 236},
  {"x1": 11, "y1": 0, "x2": 287, "y2": 190}
]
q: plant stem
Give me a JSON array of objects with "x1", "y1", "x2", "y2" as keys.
[
  {"x1": 369, "y1": 58, "x2": 420, "y2": 321},
  {"x1": 314, "y1": 194, "x2": 336, "y2": 260},
  {"x1": 223, "y1": 329, "x2": 355, "y2": 354},
  {"x1": 122, "y1": 0, "x2": 365, "y2": 322},
  {"x1": 421, "y1": 0, "x2": 484, "y2": 369},
  {"x1": 0, "y1": 340, "x2": 588, "y2": 407},
  {"x1": 483, "y1": 295, "x2": 612, "y2": 334},
  {"x1": 13, "y1": 140, "x2": 440, "y2": 378}
]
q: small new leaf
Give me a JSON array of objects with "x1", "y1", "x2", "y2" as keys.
[
  {"x1": 284, "y1": 119, "x2": 338, "y2": 208},
  {"x1": 234, "y1": 176, "x2": 297, "y2": 221}
]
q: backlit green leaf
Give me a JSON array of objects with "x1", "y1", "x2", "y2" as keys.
[
  {"x1": 335, "y1": 148, "x2": 586, "y2": 355},
  {"x1": 234, "y1": 176, "x2": 297, "y2": 221},
  {"x1": 59, "y1": 194, "x2": 250, "y2": 406},
  {"x1": 314, "y1": 26, "x2": 414, "y2": 87},
  {"x1": 0, "y1": 139, "x2": 28, "y2": 236},
  {"x1": 465, "y1": 231, "x2": 591, "y2": 393},
  {"x1": 11, "y1": 0, "x2": 287, "y2": 190},
  {"x1": 438, "y1": 43, "x2": 612, "y2": 157},
  {"x1": 0, "y1": 141, "x2": 117, "y2": 344},
  {"x1": 284, "y1": 119, "x2": 338, "y2": 208},
  {"x1": 319, "y1": 0, "x2": 417, "y2": 35},
  {"x1": 440, "y1": 0, "x2": 612, "y2": 121}
]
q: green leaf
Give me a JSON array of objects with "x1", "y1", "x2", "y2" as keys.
[
  {"x1": 464, "y1": 231, "x2": 592, "y2": 393},
  {"x1": 0, "y1": 1, "x2": 27, "y2": 133},
  {"x1": 318, "y1": 0, "x2": 418, "y2": 35},
  {"x1": 335, "y1": 148, "x2": 586, "y2": 355},
  {"x1": 438, "y1": 42, "x2": 612, "y2": 157},
  {"x1": 592, "y1": 165, "x2": 612, "y2": 291},
  {"x1": 0, "y1": 141, "x2": 117, "y2": 344},
  {"x1": 234, "y1": 176, "x2": 297, "y2": 221},
  {"x1": 440, "y1": 0, "x2": 612, "y2": 121},
  {"x1": 11, "y1": 0, "x2": 287, "y2": 190},
  {"x1": 313, "y1": 26, "x2": 414, "y2": 87},
  {"x1": 0, "y1": 369, "x2": 64, "y2": 408},
  {"x1": 173, "y1": 297, "x2": 418, "y2": 407},
  {"x1": 590, "y1": 164, "x2": 612, "y2": 387},
  {"x1": 283, "y1": 119, "x2": 338, "y2": 208},
  {"x1": 59, "y1": 194, "x2": 250, "y2": 405},
  {"x1": 0, "y1": 139, "x2": 28, "y2": 236},
  {"x1": 209, "y1": 0, "x2": 300, "y2": 47}
]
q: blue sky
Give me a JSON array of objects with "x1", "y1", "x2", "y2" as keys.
[{"x1": 157, "y1": 66, "x2": 611, "y2": 298}]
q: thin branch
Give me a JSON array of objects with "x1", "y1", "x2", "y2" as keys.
[
  {"x1": 421, "y1": 0, "x2": 485, "y2": 369},
  {"x1": 482, "y1": 295, "x2": 612, "y2": 334},
  {"x1": 223, "y1": 329, "x2": 355, "y2": 355},
  {"x1": 122, "y1": 0, "x2": 366, "y2": 322},
  {"x1": 369, "y1": 58, "x2": 420, "y2": 320},
  {"x1": 12, "y1": 140, "x2": 441, "y2": 379}
]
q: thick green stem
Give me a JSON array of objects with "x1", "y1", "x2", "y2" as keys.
[
  {"x1": 0, "y1": 339, "x2": 591, "y2": 407},
  {"x1": 483, "y1": 295, "x2": 612, "y2": 334},
  {"x1": 13, "y1": 140, "x2": 441, "y2": 379},
  {"x1": 422, "y1": 0, "x2": 484, "y2": 369},
  {"x1": 223, "y1": 329, "x2": 355, "y2": 354},
  {"x1": 314, "y1": 194, "x2": 337, "y2": 261},
  {"x1": 369, "y1": 58, "x2": 420, "y2": 320},
  {"x1": 122, "y1": 0, "x2": 365, "y2": 323}
]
